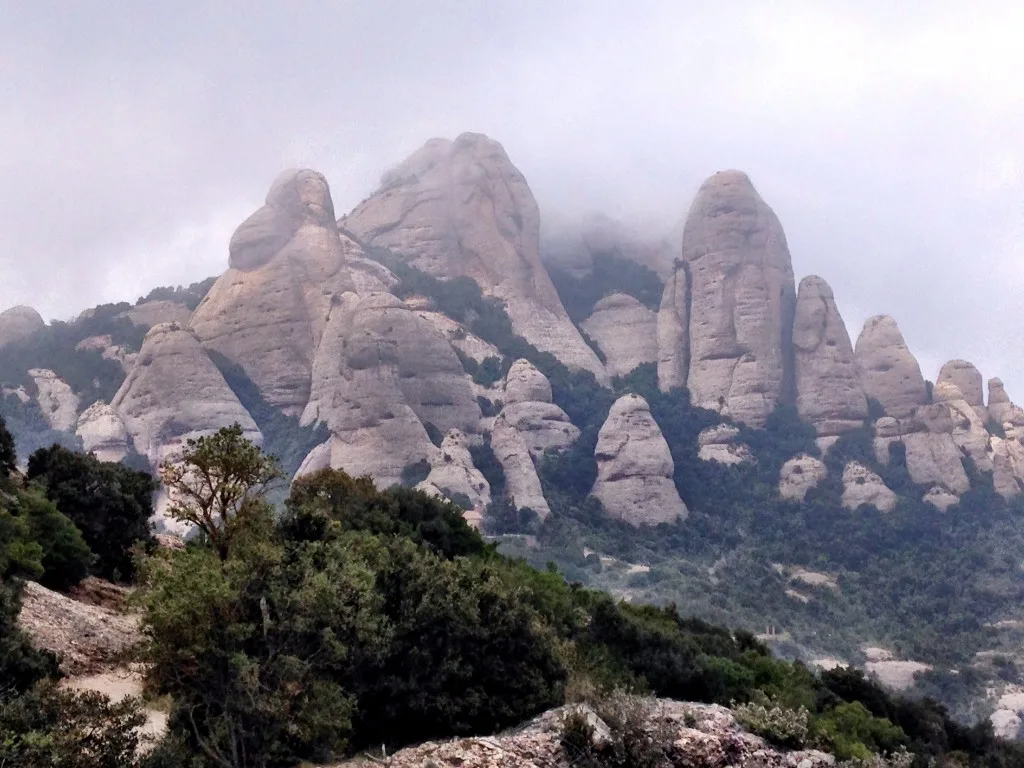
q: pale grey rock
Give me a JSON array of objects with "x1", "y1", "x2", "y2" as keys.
[
  {"x1": 581, "y1": 293, "x2": 658, "y2": 378},
  {"x1": 591, "y1": 394, "x2": 688, "y2": 526},
  {"x1": 923, "y1": 486, "x2": 960, "y2": 511},
  {"x1": 932, "y1": 383, "x2": 994, "y2": 473},
  {"x1": 854, "y1": 315, "x2": 928, "y2": 419},
  {"x1": 501, "y1": 401, "x2": 579, "y2": 460},
  {"x1": 792, "y1": 276, "x2": 867, "y2": 436},
  {"x1": 504, "y1": 359, "x2": 552, "y2": 405},
  {"x1": 295, "y1": 441, "x2": 332, "y2": 477},
  {"x1": 816, "y1": 435, "x2": 840, "y2": 456},
  {"x1": 937, "y1": 360, "x2": 984, "y2": 409},
  {"x1": 75, "y1": 402, "x2": 129, "y2": 463},
  {"x1": 987, "y1": 378, "x2": 1024, "y2": 430},
  {"x1": 28, "y1": 369, "x2": 79, "y2": 432},
  {"x1": 990, "y1": 709, "x2": 1022, "y2": 741},
  {"x1": 874, "y1": 431, "x2": 970, "y2": 494},
  {"x1": 491, "y1": 412, "x2": 550, "y2": 518},
  {"x1": 681, "y1": 170, "x2": 796, "y2": 427},
  {"x1": 778, "y1": 455, "x2": 827, "y2": 502},
  {"x1": 122, "y1": 301, "x2": 193, "y2": 329},
  {"x1": 0, "y1": 306, "x2": 44, "y2": 347},
  {"x1": 75, "y1": 335, "x2": 137, "y2": 373},
  {"x1": 991, "y1": 436, "x2": 1024, "y2": 499},
  {"x1": 697, "y1": 424, "x2": 754, "y2": 465},
  {"x1": 191, "y1": 169, "x2": 371, "y2": 414},
  {"x1": 841, "y1": 461, "x2": 897, "y2": 512},
  {"x1": 417, "y1": 429, "x2": 491, "y2": 509},
  {"x1": 656, "y1": 264, "x2": 690, "y2": 392},
  {"x1": 2, "y1": 386, "x2": 30, "y2": 404},
  {"x1": 341, "y1": 133, "x2": 607, "y2": 382},
  {"x1": 411, "y1": 308, "x2": 501, "y2": 363},
  {"x1": 110, "y1": 323, "x2": 261, "y2": 470}
]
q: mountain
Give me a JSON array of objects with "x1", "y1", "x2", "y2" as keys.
[{"x1": 4, "y1": 132, "x2": 1024, "y2": 736}]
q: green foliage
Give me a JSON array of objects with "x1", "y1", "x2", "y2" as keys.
[
  {"x1": 472, "y1": 355, "x2": 504, "y2": 387},
  {"x1": 560, "y1": 693, "x2": 670, "y2": 768},
  {"x1": 1, "y1": 489, "x2": 92, "y2": 590},
  {"x1": 27, "y1": 445, "x2": 156, "y2": 581},
  {"x1": 733, "y1": 696, "x2": 810, "y2": 748},
  {"x1": 137, "y1": 276, "x2": 217, "y2": 311},
  {"x1": 548, "y1": 250, "x2": 664, "y2": 323},
  {"x1": 0, "y1": 580, "x2": 60, "y2": 697},
  {"x1": 0, "y1": 415, "x2": 14, "y2": 477},
  {"x1": 399, "y1": 458, "x2": 431, "y2": 487}
]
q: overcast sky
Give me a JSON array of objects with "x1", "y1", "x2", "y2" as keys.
[{"x1": 2, "y1": 2, "x2": 1022, "y2": 395}]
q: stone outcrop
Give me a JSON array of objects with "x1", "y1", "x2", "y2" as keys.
[
  {"x1": 581, "y1": 293, "x2": 658, "y2": 377},
  {"x1": 341, "y1": 133, "x2": 607, "y2": 382},
  {"x1": 873, "y1": 421, "x2": 970, "y2": 495},
  {"x1": 792, "y1": 276, "x2": 867, "y2": 435},
  {"x1": 657, "y1": 264, "x2": 690, "y2": 392},
  {"x1": 122, "y1": 300, "x2": 193, "y2": 329},
  {"x1": 681, "y1": 171, "x2": 796, "y2": 427},
  {"x1": 854, "y1": 315, "x2": 928, "y2": 418},
  {"x1": 937, "y1": 360, "x2": 984, "y2": 411},
  {"x1": 591, "y1": 394, "x2": 688, "y2": 526},
  {"x1": 0, "y1": 305, "x2": 44, "y2": 347},
  {"x1": 417, "y1": 429, "x2": 491, "y2": 509},
  {"x1": 923, "y1": 486, "x2": 959, "y2": 511},
  {"x1": 76, "y1": 335, "x2": 137, "y2": 373},
  {"x1": 987, "y1": 378, "x2": 1024, "y2": 429},
  {"x1": 490, "y1": 412, "x2": 550, "y2": 518},
  {"x1": 841, "y1": 461, "x2": 897, "y2": 512},
  {"x1": 191, "y1": 169, "x2": 390, "y2": 414},
  {"x1": 75, "y1": 403, "x2": 129, "y2": 463},
  {"x1": 697, "y1": 424, "x2": 754, "y2": 465},
  {"x1": 778, "y1": 455, "x2": 827, "y2": 502},
  {"x1": 931, "y1": 382, "x2": 993, "y2": 473},
  {"x1": 504, "y1": 359, "x2": 553, "y2": 405},
  {"x1": 28, "y1": 369, "x2": 79, "y2": 432},
  {"x1": 110, "y1": 322, "x2": 261, "y2": 470}
]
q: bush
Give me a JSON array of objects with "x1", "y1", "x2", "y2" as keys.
[
  {"x1": 733, "y1": 695, "x2": 810, "y2": 748},
  {"x1": 559, "y1": 692, "x2": 669, "y2": 768},
  {"x1": 2, "y1": 489, "x2": 92, "y2": 590}
]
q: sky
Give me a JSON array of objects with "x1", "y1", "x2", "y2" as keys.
[{"x1": 2, "y1": 1, "x2": 1022, "y2": 395}]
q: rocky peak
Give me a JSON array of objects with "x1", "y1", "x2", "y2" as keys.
[
  {"x1": 76, "y1": 402, "x2": 129, "y2": 463},
  {"x1": 28, "y1": 368, "x2": 79, "y2": 432},
  {"x1": 581, "y1": 293, "x2": 658, "y2": 378},
  {"x1": 792, "y1": 275, "x2": 868, "y2": 436},
  {"x1": 504, "y1": 359, "x2": 552, "y2": 405},
  {"x1": 854, "y1": 315, "x2": 928, "y2": 419},
  {"x1": 937, "y1": 360, "x2": 984, "y2": 410},
  {"x1": 591, "y1": 393, "x2": 688, "y2": 525},
  {"x1": 656, "y1": 263, "x2": 690, "y2": 392},
  {"x1": 341, "y1": 133, "x2": 607, "y2": 382},
  {"x1": 0, "y1": 305, "x2": 44, "y2": 347},
  {"x1": 681, "y1": 170, "x2": 796, "y2": 427}
]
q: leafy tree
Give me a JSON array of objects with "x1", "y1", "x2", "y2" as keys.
[
  {"x1": 160, "y1": 424, "x2": 282, "y2": 560},
  {"x1": 0, "y1": 579, "x2": 59, "y2": 698},
  {"x1": 0, "y1": 414, "x2": 15, "y2": 477},
  {"x1": 3, "y1": 489, "x2": 92, "y2": 590},
  {"x1": 27, "y1": 446, "x2": 157, "y2": 581}
]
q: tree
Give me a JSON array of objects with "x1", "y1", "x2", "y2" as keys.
[
  {"x1": 0, "y1": 414, "x2": 15, "y2": 477},
  {"x1": 3, "y1": 489, "x2": 92, "y2": 590},
  {"x1": 27, "y1": 445, "x2": 157, "y2": 581},
  {"x1": 160, "y1": 425, "x2": 282, "y2": 560}
]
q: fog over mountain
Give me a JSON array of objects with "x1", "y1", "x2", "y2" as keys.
[{"x1": 2, "y1": 1, "x2": 1022, "y2": 390}]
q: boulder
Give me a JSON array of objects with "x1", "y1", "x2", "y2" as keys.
[
  {"x1": 697, "y1": 424, "x2": 754, "y2": 465},
  {"x1": 341, "y1": 133, "x2": 607, "y2": 382},
  {"x1": 28, "y1": 369, "x2": 79, "y2": 432},
  {"x1": 681, "y1": 171, "x2": 796, "y2": 426},
  {"x1": 874, "y1": 432, "x2": 970, "y2": 494},
  {"x1": 937, "y1": 360, "x2": 984, "y2": 410},
  {"x1": 122, "y1": 301, "x2": 193, "y2": 329},
  {"x1": 581, "y1": 293, "x2": 658, "y2": 377},
  {"x1": 841, "y1": 462, "x2": 897, "y2": 512},
  {"x1": 110, "y1": 323, "x2": 261, "y2": 470},
  {"x1": 191, "y1": 169, "x2": 387, "y2": 414},
  {"x1": 656, "y1": 264, "x2": 690, "y2": 392},
  {"x1": 490, "y1": 412, "x2": 550, "y2": 518},
  {"x1": 0, "y1": 305, "x2": 44, "y2": 347},
  {"x1": 591, "y1": 393, "x2": 688, "y2": 526},
  {"x1": 923, "y1": 486, "x2": 959, "y2": 511},
  {"x1": 778, "y1": 455, "x2": 827, "y2": 502},
  {"x1": 991, "y1": 436, "x2": 1024, "y2": 499},
  {"x1": 500, "y1": 401, "x2": 579, "y2": 460},
  {"x1": 417, "y1": 429, "x2": 491, "y2": 509},
  {"x1": 854, "y1": 315, "x2": 928, "y2": 418},
  {"x1": 931, "y1": 383, "x2": 994, "y2": 473},
  {"x1": 987, "y1": 378, "x2": 1024, "y2": 429},
  {"x1": 792, "y1": 276, "x2": 867, "y2": 436},
  {"x1": 504, "y1": 359, "x2": 552, "y2": 405},
  {"x1": 75, "y1": 403, "x2": 129, "y2": 463}
]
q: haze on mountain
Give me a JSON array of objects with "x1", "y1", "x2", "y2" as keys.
[{"x1": 1, "y1": 1, "x2": 1022, "y2": 393}]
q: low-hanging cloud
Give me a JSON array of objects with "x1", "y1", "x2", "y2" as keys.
[{"x1": 1, "y1": 1, "x2": 1021, "y2": 393}]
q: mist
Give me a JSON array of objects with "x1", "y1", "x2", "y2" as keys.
[{"x1": 2, "y1": 1, "x2": 1021, "y2": 392}]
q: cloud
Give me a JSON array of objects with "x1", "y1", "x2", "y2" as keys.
[{"x1": 1, "y1": 1, "x2": 1021, "y2": 394}]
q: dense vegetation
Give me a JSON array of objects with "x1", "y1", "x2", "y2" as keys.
[
  {"x1": 547, "y1": 249, "x2": 664, "y2": 322},
  {"x1": 137, "y1": 276, "x2": 217, "y2": 310}
]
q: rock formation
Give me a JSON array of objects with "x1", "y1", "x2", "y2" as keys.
[
  {"x1": 591, "y1": 394, "x2": 688, "y2": 525},
  {"x1": 75, "y1": 335, "x2": 137, "y2": 373},
  {"x1": 28, "y1": 369, "x2": 79, "y2": 432},
  {"x1": 75, "y1": 403, "x2": 129, "y2": 463},
  {"x1": 110, "y1": 322, "x2": 261, "y2": 470},
  {"x1": 854, "y1": 316, "x2": 928, "y2": 418},
  {"x1": 923, "y1": 486, "x2": 959, "y2": 511},
  {"x1": 341, "y1": 133, "x2": 607, "y2": 382},
  {"x1": 490, "y1": 412, "x2": 550, "y2": 518},
  {"x1": 873, "y1": 415, "x2": 970, "y2": 496},
  {"x1": 778, "y1": 455, "x2": 827, "y2": 502},
  {"x1": 581, "y1": 294, "x2": 658, "y2": 378},
  {"x1": 191, "y1": 169, "x2": 389, "y2": 414},
  {"x1": 841, "y1": 461, "x2": 897, "y2": 512},
  {"x1": 657, "y1": 264, "x2": 690, "y2": 392},
  {"x1": 417, "y1": 429, "x2": 491, "y2": 509},
  {"x1": 122, "y1": 300, "x2": 193, "y2": 329},
  {"x1": 504, "y1": 359, "x2": 553, "y2": 405},
  {"x1": 0, "y1": 305, "x2": 44, "y2": 347},
  {"x1": 697, "y1": 424, "x2": 754, "y2": 465},
  {"x1": 937, "y1": 360, "x2": 984, "y2": 411},
  {"x1": 680, "y1": 171, "x2": 796, "y2": 426},
  {"x1": 987, "y1": 378, "x2": 1024, "y2": 429},
  {"x1": 792, "y1": 276, "x2": 868, "y2": 436}
]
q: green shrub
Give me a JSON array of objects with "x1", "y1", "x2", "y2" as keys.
[{"x1": 733, "y1": 696, "x2": 810, "y2": 748}]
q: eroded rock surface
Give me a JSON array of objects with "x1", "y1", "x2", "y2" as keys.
[
  {"x1": 504, "y1": 359, "x2": 553, "y2": 405},
  {"x1": 657, "y1": 264, "x2": 690, "y2": 392},
  {"x1": 76, "y1": 402, "x2": 129, "y2": 463},
  {"x1": 854, "y1": 315, "x2": 928, "y2": 418},
  {"x1": 792, "y1": 276, "x2": 867, "y2": 436},
  {"x1": 417, "y1": 429, "x2": 491, "y2": 509},
  {"x1": 841, "y1": 461, "x2": 897, "y2": 512},
  {"x1": 778, "y1": 455, "x2": 827, "y2": 502},
  {"x1": 122, "y1": 300, "x2": 193, "y2": 329},
  {"x1": 697, "y1": 424, "x2": 754, "y2": 465},
  {"x1": 581, "y1": 293, "x2": 658, "y2": 377},
  {"x1": 29, "y1": 368, "x2": 79, "y2": 432},
  {"x1": 490, "y1": 412, "x2": 550, "y2": 518},
  {"x1": 0, "y1": 305, "x2": 44, "y2": 347},
  {"x1": 591, "y1": 394, "x2": 688, "y2": 526},
  {"x1": 341, "y1": 133, "x2": 607, "y2": 381},
  {"x1": 681, "y1": 171, "x2": 796, "y2": 426},
  {"x1": 937, "y1": 359, "x2": 984, "y2": 410}
]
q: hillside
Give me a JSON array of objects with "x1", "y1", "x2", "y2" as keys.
[{"x1": 3, "y1": 133, "x2": 1024, "y2": 738}]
